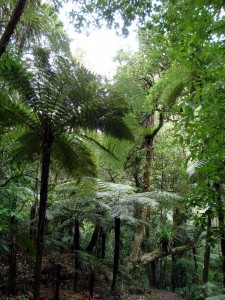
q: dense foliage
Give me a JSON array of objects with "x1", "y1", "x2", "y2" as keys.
[{"x1": 0, "y1": 1, "x2": 224, "y2": 299}]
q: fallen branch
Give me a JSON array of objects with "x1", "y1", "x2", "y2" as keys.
[{"x1": 140, "y1": 244, "x2": 194, "y2": 265}]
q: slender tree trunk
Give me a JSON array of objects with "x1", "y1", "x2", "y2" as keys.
[
  {"x1": 0, "y1": 0, "x2": 27, "y2": 56},
  {"x1": 101, "y1": 229, "x2": 106, "y2": 259},
  {"x1": 111, "y1": 217, "x2": 121, "y2": 291},
  {"x1": 7, "y1": 215, "x2": 17, "y2": 297},
  {"x1": 89, "y1": 271, "x2": 95, "y2": 300},
  {"x1": 54, "y1": 264, "x2": 61, "y2": 300},
  {"x1": 128, "y1": 137, "x2": 153, "y2": 262},
  {"x1": 128, "y1": 114, "x2": 163, "y2": 263},
  {"x1": 151, "y1": 261, "x2": 156, "y2": 287},
  {"x1": 29, "y1": 201, "x2": 37, "y2": 242},
  {"x1": 202, "y1": 214, "x2": 211, "y2": 284},
  {"x1": 215, "y1": 183, "x2": 225, "y2": 287},
  {"x1": 74, "y1": 218, "x2": 80, "y2": 292},
  {"x1": 171, "y1": 254, "x2": 176, "y2": 292},
  {"x1": 85, "y1": 222, "x2": 100, "y2": 253},
  {"x1": 33, "y1": 127, "x2": 52, "y2": 300}
]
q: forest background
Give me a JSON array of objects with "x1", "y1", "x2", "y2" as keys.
[{"x1": 0, "y1": 0, "x2": 225, "y2": 299}]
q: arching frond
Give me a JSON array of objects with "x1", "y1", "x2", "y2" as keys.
[
  {"x1": 52, "y1": 135, "x2": 97, "y2": 179},
  {"x1": 0, "y1": 93, "x2": 39, "y2": 130},
  {"x1": 12, "y1": 130, "x2": 42, "y2": 161},
  {"x1": 148, "y1": 66, "x2": 192, "y2": 109}
]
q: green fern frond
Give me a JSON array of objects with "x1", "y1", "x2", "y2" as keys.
[
  {"x1": 0, "y1": 54, "x2": 36, "y2": 104},
  {"x1": 52, "y1": 135, "x2": 97, "y2": 179},
  {"x1": 148, "y1": 66, "x2": 192, "y2": 109},
  {"x1": 99, "y1": 116, "x2": 133, "y2": 140},
  {"x1": 0, "y1": 94, "x2": 39, "y2": 130},
  {"x1": 12, "y1": 131, "x2": 42, "y2": 161}
]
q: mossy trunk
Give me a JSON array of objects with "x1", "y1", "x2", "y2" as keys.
[
  {"x1": 128, "y1": 114, "x2": 163, "y2": 263},
  {"x1": 128, "y1": 137, "x2": 153, "y2": 262}
]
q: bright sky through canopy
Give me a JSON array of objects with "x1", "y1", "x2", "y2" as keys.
[
  {"x1": 60, "y1": 5, "x2": 138, "y2": 78},
  {"x1": 70, "y1": 29, "x2": 138, "y2": 78}
]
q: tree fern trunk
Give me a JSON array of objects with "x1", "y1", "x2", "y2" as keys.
[
  {"x1": 215, "y1": 183, "x2": 225, "y2": 287},
  {"x1": 101, "y1": 229, "x2": 106, "y2": 259},
  {"x1": 33, "y1": 127, "x2": 52, "y2": 300},
  {"x1": 29, "y1": 201, "x2": 37, "y2": 242},
  {"x1": 202, "y1": 214, "x2": 211, "y2": 284},
  {"x1": 111, "y1": 217, "x2": 120, "y2": 291},
  {"x1": 74, "y1": 218, "x2": 80, "y2": 292},
  {"x1": 85, "y1": 222, "x2": 100, "y2": 253},
  {"x1": 89, "y1": 270, "x2": 95, "y2": 300},
  {"x1": 7, "y1": 216, "x2": 17, "y2": 297}
]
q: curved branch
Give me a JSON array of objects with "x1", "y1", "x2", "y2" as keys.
[
  {"x1": 140, "y1": 244, "x2": 195, "y2": 265},
  {"x1": 0, "y1": 0, "x2": 27, "y2": 56},
  {"x1": 152, "y1": 113, "x2": 163, "y2": 138}
]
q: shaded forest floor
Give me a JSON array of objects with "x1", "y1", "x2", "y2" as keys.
[
  {"x1": 37, "y1": 288, "x2": 183, "y2": 299},
  {"x1": 0, "y1": 252, "x2": 184, "y2": 300},
  {"x1": 38, "y1": 288, "x2": 184, "y2": 299}
]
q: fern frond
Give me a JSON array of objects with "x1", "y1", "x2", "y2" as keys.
[
  {"x1": 148, "y1": 66, "x2": 192, "y2": 109},
  {"x1": 52, "y1": 135, "x2": 97, "y2": 178},
  {"x1": 12, "y1": 130, "x2": 42, "y2": 161}
]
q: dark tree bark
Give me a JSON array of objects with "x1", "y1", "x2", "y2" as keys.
[
  {"x1": 7, "y1": 239, "x2": 17, "y2": 296},
  {"x1": 33, "y1": 125, "x2": 53, "y2": 300},
  {"x1": 54, "y1": 264, "x2": 61, "y2": 300},
  {"x1": 89, "y1": 271, "x2": 95, "y2": 300},
  {"x1": 85, "y1": 222, "x2": 100, "y2": 253},
  {"x1": 202, "y1": 214, "x2": 211, "y2": 284},
  {"x1": 29, "y1": 201, "x2": 37, "y2": 242},
  {"x1": 111, "y1": 217, "x2": 121, "y2": 291},
  {"x1": 151, "y1": 261, "x2": 156, "y2": 287},
  {"x1": 7, "y1": 215, "x2": 17, "y2": 297},
  {"x1": 101, "y1": 229, "x2": 106, "y2": 259},
  {"x1": 0, "y1": 0, "x2": 27, "y2": 56},
  {"x1": 74, "y1": 218, "x2": 80, "y2": 292},
  {"x1": 215, "y1": 183, "x2": 225, "y2": 287}
]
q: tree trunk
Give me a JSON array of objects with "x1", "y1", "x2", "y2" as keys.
[
  {"x1": 111, "y1": 217, "x2": 121, "y2": 291},
  {"x1": 140, "y1": 244, "x2": 194, "y2": 265},
  {"x1": 128, "y1": 137, "x2": 153, "y2": 262},
  {"x1": 29, "y1": 201, "x2": 37, "y2": 242},
  {"x1": 54, "y1": 264, "x2": 61, "y2": 300},
  {"x1": 85, "y1": 222, "x2": 100, "y2": 253},
  {"x1": 0, "y1": 0, "x2": 27, "y2": 56},
  {"x1": 7, "y1": 239, "x2": 17, "y2": 297},
  {"x1": 74, "y1": 218, "x2": 80, "y2": 292},
  {"x1": 89, "y1": 271, "x2": 95, "y2": 300},
  {"x1": 33, "y1": 127, "x2": 52, "y2": 300},
  {"x1": 215, "y1": 183, "x2": 225, "y2": 287},
  {"x1": 101, "y1": 229, "x2": 106, "y2": 259},
  {"x1": 151, "y1": 261, "x2": 156, "y2": 287},
  {"x1": 128, "y1": 114, "x2": 163, "y2": 263},
  {"x1": 202, "y1": 213, "x2": 211, "y2": 284},
  {"x1": 7, "y1": 215, "x2": 17, "y2": 297}
]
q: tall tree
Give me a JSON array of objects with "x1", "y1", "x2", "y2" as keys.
[{"x1": 0, "y1": 48, "x2": 132, "y2": 299}]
